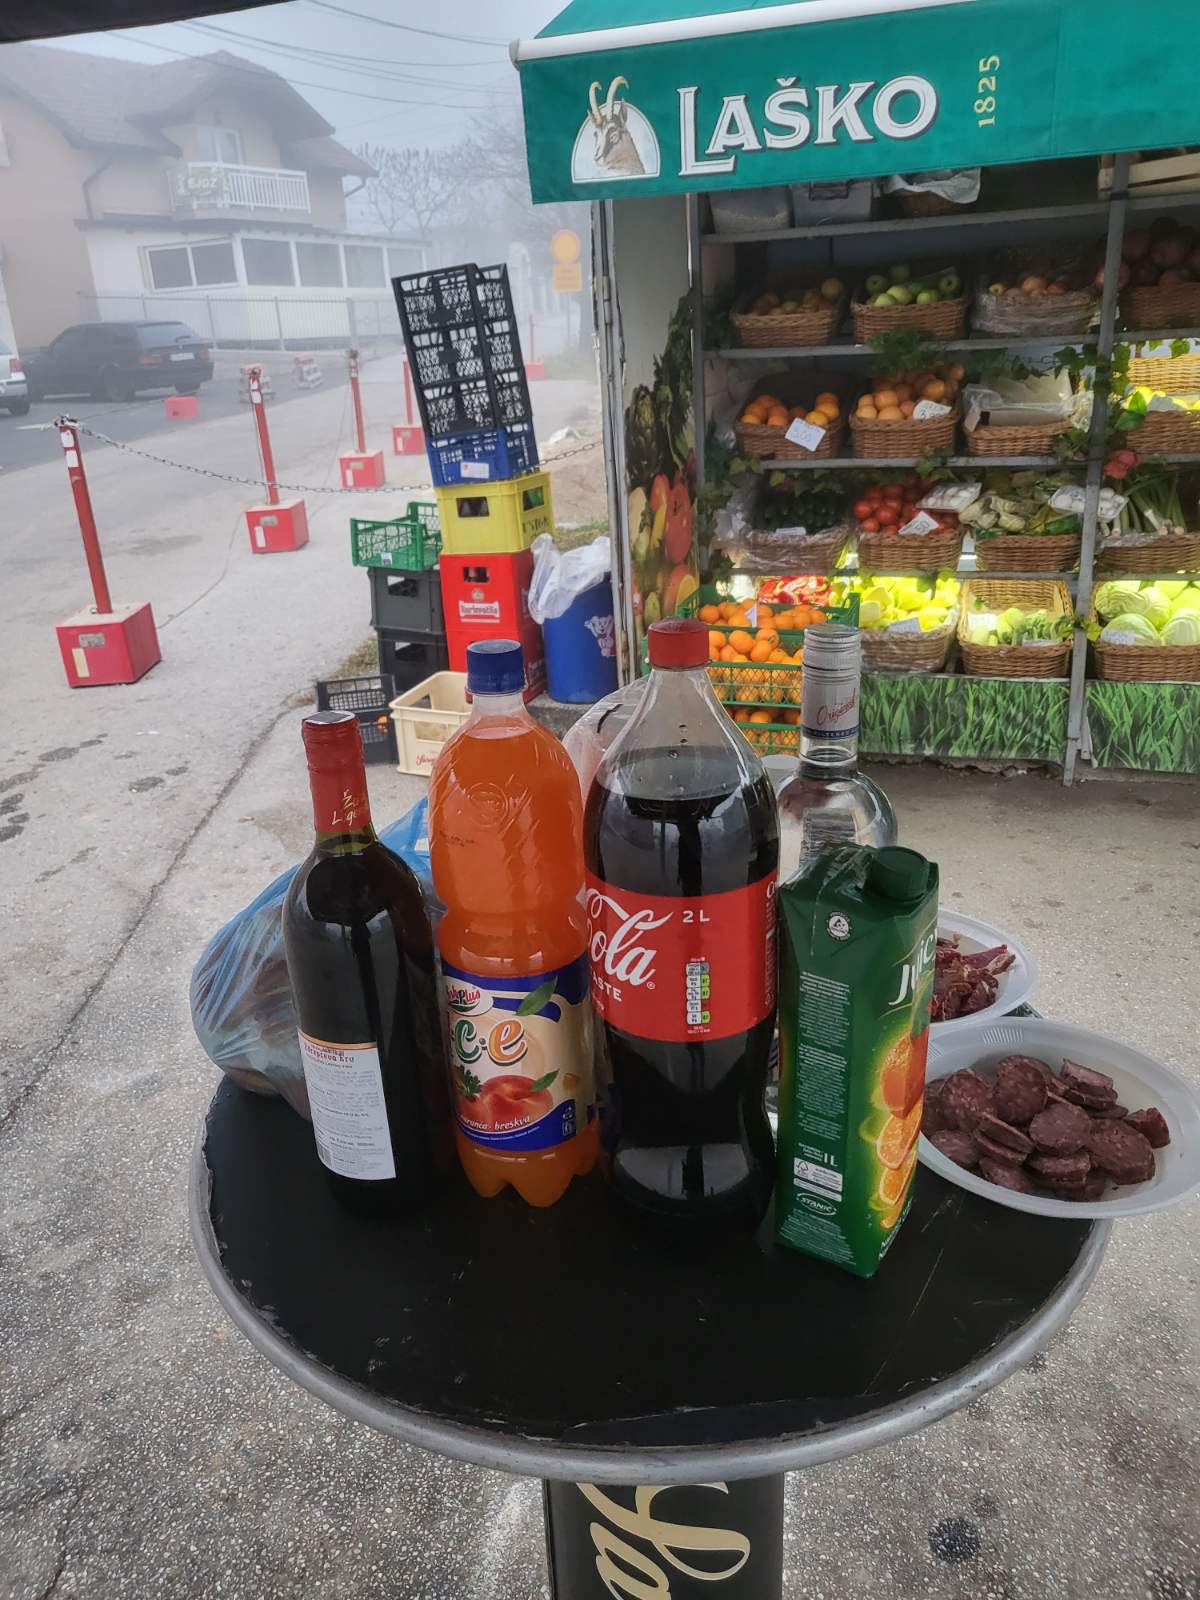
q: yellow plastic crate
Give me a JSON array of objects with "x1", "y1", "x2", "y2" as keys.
[
  {"x1": 390, "y1": 672, "x2": 470, "y2": 774},
  {"x1": 435, "y1": 471, "x2": 554, "y2": 555}
]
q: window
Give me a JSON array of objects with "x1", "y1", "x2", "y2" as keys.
[
  {"x1": 137, "y1": 323, "x2": 200, "y2": 346},
  {"x1": 144, "y1": 239, "x2": 237, "y2": 291},
  {"x1": 344, "y1": 244, "x2": 385, "y2": 289},
  {"x1": 387, "y1": 247, "x2": 421, "y2": 279},
  {"x1": 296, "y1": 241, "x2": 343, "y2": 288},
  {"x1": 197, "y1": 126, "x2": 243, "y2": 165},
  {"x1": 242, "y1": 238, "x2": 296, "y2": 286}
]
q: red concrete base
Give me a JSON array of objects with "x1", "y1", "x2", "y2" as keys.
[
  {"x1": 339, "y1": 450, "x2": 386, "y2": 489},
  {"x1": 524, "y1": 360, "x2": 546, "y2": 382},
  {"x1": 246, "y1": 497, "x2": 309, "y2": 554},
  {"x1": 392, "y1": 424, "x2": 425, "y2": 456},
  {"x1": 56, "y1": 601, "x2": 161, "y2": 688},
  {"x1": 164, "y1": 394, "x2": 198, "y2": 420}
]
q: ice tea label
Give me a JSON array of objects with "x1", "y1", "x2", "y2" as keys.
[
  {"x1": 586, "y1": 873, "x2": 777, "y2": 1043},
  {"x1": 297, "y1": 1032, "x2": 396, "y2": 1181},
  {"x1": 801, "y1": 673, "x2": 859, "y2": 743},
  {"x1": 442, "y1": 955, "x2": 593, "y2": 1152}
]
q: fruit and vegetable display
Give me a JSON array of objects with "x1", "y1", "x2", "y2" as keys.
[
  {"x1": 1094, "y1": 579, "x2": 1200, "y2": 645},
  {"x1": 848, "y1": 472, "x2": 959, "y2": 532},
  {"x1": 1100, "y1": 460, "x2": 1189, "y2": 543},
  {"x1": 738, "y1": 387, "x2": 844, "y2": 438},
  {"x1": 834, "y1": 573, "x2": 961, "y2": 633},
  {"x1": 980, "y1": 262, "x2": 1091, "y2": 299},
  {"x1": 925, "y1": 1055, "x2": 1171, "y2": 1200},
  {"x1": 1109, "y1": 217, "x2": 1200, "y2": 292},
  {"x1": 754, "y1": 470, "x2": 851, "y2": 534},
  {"x1": 743, "y1": 279, "x2": 846, "y2": 317},
  {"x1": 857, "y1": 262, "x2": 963, "y2": 308},
  {"x1": 957, "y1": 471, "x2": 1083, "y2": 540},
  {"x1": 853, "y1": 364, "x2": 963, "y2": 424},
  {"x1": 931, "y1": 936, "x2": 1014, "y2": 1021},
  {"x1": 963, "y1": 603, "x2": 1073, "y2": 646}
]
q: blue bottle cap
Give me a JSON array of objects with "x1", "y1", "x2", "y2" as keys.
[{"x1": 466, "y1": 639, "x2": 526, "y2": 695}]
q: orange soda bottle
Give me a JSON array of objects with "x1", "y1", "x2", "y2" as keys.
[{"x1": 429, "y1": 639, "x2": 598, "y2": 1206}]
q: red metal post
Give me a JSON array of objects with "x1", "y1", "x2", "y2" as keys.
[
  {"x1": 402, "y1": 355, "x2": 414, "y2": 426},
  {"x1": 348, "y1": 347, "x2": 366, "y2": 454},
  {"x1": 58, "y1": 421, "x2": 113, "y2": 614},
  {"x1": 247, "y1": 365, "x2": 279, "y2": 506}
]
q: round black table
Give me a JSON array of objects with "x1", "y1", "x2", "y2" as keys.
[{"x1": 190, "y1": 1080, "x2": 1109, "y2": 1598}]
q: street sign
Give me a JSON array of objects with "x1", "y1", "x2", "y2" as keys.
[
  {"x1": 550, "y1": 228, "x2": 581, "y2": 265},
  {"x1": 553, "y1": 261, "x2": 583, "y2": 293}
]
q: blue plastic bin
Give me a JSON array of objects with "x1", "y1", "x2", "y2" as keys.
[
  {"x1": 425, "y1": 420, "x2": 539, "y2": 486},
  {"x1": 542, "y1": 580, "x2": 618, "y2": 703}
]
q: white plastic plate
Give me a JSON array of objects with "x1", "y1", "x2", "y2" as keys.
[
  {"x1": 930, "y1": 911, "x2": 1038, "y2": 1038},
  {"x1": 919, "y1": 1016, "x2": 1200, "y2": 1218}
]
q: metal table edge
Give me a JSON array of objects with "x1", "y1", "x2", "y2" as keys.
[{"x1": 187, "y1": 1104, "x2": 1111, "y2": 1486}]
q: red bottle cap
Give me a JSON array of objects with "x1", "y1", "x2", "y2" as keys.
[
  {"x1": 302, "y1": 711, "x2": 363, "y2": 770},
  {"x1": 647, "y1": 617, "x2": 708, "y2": 669}
]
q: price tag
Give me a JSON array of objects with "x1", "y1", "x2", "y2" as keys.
[
  {"x1": 964, "y1": 398, "x2": 983, "y2": 433},
  {"x1": 1024, "y1": 637, "x2": 1063, "y2": 647},
  {"x1": 898, "y1": 510, "x2": 940, "y2": 537},
  {"x1": 1101, "y1": 629, "x2": 1137, "y2": 646},
  {"x1": 784, "y1": 417, "x2": 827, "y2": 452},
  {"x1": 774, "y1": 524, "x2": 809, "y2": 539},
  {"x1": 912, "y1": 399, "x2": 952, "y2": 421},
  {"x1": 887, "y1": 617, "x2": 924, "y2": 635}
]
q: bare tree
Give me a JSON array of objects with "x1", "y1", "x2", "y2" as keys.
[{"x1": 355, "y1": 144, "x2": 469, "y2": 238}]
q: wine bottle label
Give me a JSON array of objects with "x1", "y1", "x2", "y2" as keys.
[
  {"x1": 297, "y1": 1032, "x2": 396, "y2": 1181},
  {"x1": 442, "y1": 955, "x2": 594, "y2": 1152},
  {"x1": 801, "y1": 673, "x2": 859, "y2": 743},
  {"x1": 585, "y1": 873, "x2": 777, "y2": 1044}
]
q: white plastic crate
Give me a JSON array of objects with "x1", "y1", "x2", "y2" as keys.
[{"x1": 390, "y1": 672, "x2": 469, "y2": 775}]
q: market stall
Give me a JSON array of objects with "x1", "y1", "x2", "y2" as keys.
[{"x1": 512, "y1": 0, "x2": 1200, "y2": 779}]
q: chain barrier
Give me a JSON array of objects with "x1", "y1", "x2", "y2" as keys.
[{"x1": 47, "y1": 416, "x2": 601, "y2": 497}]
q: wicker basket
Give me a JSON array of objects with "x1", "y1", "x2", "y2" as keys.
[
  {"x1": 975, "y1": 532, "x2": 1082, "y2": 573},
  {"x1": 1125, "y1": 405, "x2": 1200, "y2": 453},
  {"x1": 850, "y1": 407, "x2": 958, "y2": 458},
  {"x1": 1126, "y1": 353, "x2": 1200, "y2": 393},
  {"x1": 851, "y1": 292, "x2": 967, "y2": 343},
  {"x1": 732, "y1": 288, "x2": 843, "y2": 348},
  {"x1": 861, "y1": 623, "x2": 955, "y2": 672},
  {"x1": 972, "y1": 258, "x2": 1096, "y2": 337},
  {"x1": 735, "y1": 417, "x2": 845, "y2": 460},
  {"x1": 741, "y1": 527, "x2": 850, "y2": 574},
  {"x1": 895, "y1": 190, "x2": 971, "y2": 218},
  {"x1": 1090, "y1": 590, "x2": 1200, "y2": 682},
  {"x1": 857, "y1": 527, "x2": 964, "y2": 571},
  {"x1": 957, "y1": 578, "x2": 1073, "y2": 678},
  {"x1": 1122, "y1": 282, "x2": 1200, "y2": 331},
  {"x1": 964, "y1": 417, "x2": 1073, "y2": 458},
  {"x1": 1096, "y1": 531, "x2": 1200, "y2": 573}
]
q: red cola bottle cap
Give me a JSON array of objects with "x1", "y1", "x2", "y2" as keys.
[{"x1": 647, "y1": 617, "x2": 708, "y2": 669}]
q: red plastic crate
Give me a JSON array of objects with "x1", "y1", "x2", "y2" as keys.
[{"x1": 440, "y1": 551, "x2": 532, "y2": 655}]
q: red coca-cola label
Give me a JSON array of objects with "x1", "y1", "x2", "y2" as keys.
[{"x1": 585, "y1": 872, "x2": 777, "y2": 1043}]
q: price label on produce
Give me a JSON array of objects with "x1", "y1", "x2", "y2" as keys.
[
  {"x1": 1023, "y1": 638, "x2": 1063, "y2": 647},
  {"x1": 784, "y1": 417, "x2": 827, "y2": 452},
  {"x1": 886, "y1": 617, "x2": 924, "y2": 635},
  {"x1": 774, "y1": 524, "x2": 809, "y2": 539},
  {"x1": 912, "y1": 399, "x2": 952, "y2": 421},
  {"x1": 1101, "y1": 629, "x2": 1137, "y2": 646},
  {"x1": 964, "y1": 398, "x2": 983, "y2": 433},
  {"x1": 898, "y1": 510, "x2": 941, "y2": 536}
]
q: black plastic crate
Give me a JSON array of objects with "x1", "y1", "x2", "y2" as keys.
[
  {"x1": 393, "y1": 265, "x2": 478, "y2": 335},
  {"x1": 376, "y1": 628, "x2": 450, "y2": 694},
  {"x1": 368, "y1": 565, "x2": 444, "y2": 635},
  {"x1": 314, "y1": 673, "x2": 398, "y2": 765}
]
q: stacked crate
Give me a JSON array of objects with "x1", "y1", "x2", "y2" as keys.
[
  {"x1": 349, "y1": 502, "x2": 449, "y2": 692},
  {"x1": 392, "y1": 263, "x2": 551, "y2": 698}
]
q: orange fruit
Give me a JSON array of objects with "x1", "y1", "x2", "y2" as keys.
[
  {"x1": 720, "y1": 645, "x2": 740, "y2": 662},
  {"x1": 756, "y1": 603, "x2": 774, "y2": 619},
  {"x1": 709, "y1": 646, "x2": 722, "y2": 662},
  {"x1": 878, "y1": 1145, "x2": 920, "y2": 1209},
  {"x1": 750, "y1": 641, "x2": 773, "y2": 663},
  {"x1": 733, "y1": 709, "x2": 750, "y2": 724},
  {"x1": 736, "y1": 684, "x2": 760, "y2": 703},
  {"x1": 804, "y1": 409, "x2": 829, "y2": 427},
  {"x1": 876, "y1": 1100, "x2": 923, "y2": 1170},
  {"x1": 708, "y1": 628, "x2": 725, "y2": 649},
  {"x1": 783, "y1": 709, "x2": 802, "y2": 725},
  {"x1": 809, "y1": 608, "x2": 826, "y2": 624},
  {"x1": 719, "y1": 601, "x2": 738, "y2": 619},
  {"x1": 873, "y1": 388, "x2": 899, "y2": 409},
  {"x1": 699, "y1": 604, "x2": 721, "y2": 624},
  {"x1": 749, "y1": 709, "x2": 772, "y2": 725},
  {"x1": 856, "y1": 403, "x2": 879, "y2": 421},
  {"x1": 815, "y1": 391, "x2": 840, "y2": 413},
  {"x1": 741, "y1": 408, "x2": 764, "y2": 425},
  {"x1": 727, "y1": 608, "x2": 751, "y2": 626},
  {"x1": 766, "y1": 407, "x2": 790, "y2": 428},
  {"x1": 876, "y1": 406, "x2": 905, "y2": 421},
  {"x1": 768, "y1": 648, "x2": 790, "y2": 664},
  {"x1": 921, "y1": 377, "x2": 947, "y2": 401},
  {"x1": 755, "y1": 627, "x2": 779, "y2": 645},
  {"x1": 728, "y1": 629, "x2": 755, "y2": 655}
]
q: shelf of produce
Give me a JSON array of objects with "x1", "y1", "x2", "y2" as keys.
[
  {"x1": 757, "y1": 456, "x2": 1065, "y2": 470},
  {"x1": 708, "y1": 331, "x2": 1200, "y2": 361}
]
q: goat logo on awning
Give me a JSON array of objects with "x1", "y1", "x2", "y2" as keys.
[{"x1": 571, "y1": 77, "x2": 661, "y2": 183}]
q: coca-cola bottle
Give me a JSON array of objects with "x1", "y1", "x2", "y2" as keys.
[{"x1": 583, "y1": 618, "x2": 780, "y2": 1230}]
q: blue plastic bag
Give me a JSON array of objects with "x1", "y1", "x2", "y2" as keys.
[{"x1": 190, "y1": 796, "x2": 434, "y2": 1117}]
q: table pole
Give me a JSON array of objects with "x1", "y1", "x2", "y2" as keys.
[
  {"x1": 58, "y1": 420, "x2": 113, "y2": 615},
  {"x1": 542, "y1": 1476, "x2": 784, "y2": 1598}
]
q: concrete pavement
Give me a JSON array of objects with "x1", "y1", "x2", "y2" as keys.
[{"x1": 1, "y1": 381, "x2": 1198, "y2": 1597}]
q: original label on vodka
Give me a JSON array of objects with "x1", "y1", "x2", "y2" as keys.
[{"x1": 801, "y1": 673, "x2": 860, "y2": 743}]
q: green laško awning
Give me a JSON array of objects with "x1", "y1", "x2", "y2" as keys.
[{"x1": 513, "y1": 0, "x2": 1200, "y2": 203}]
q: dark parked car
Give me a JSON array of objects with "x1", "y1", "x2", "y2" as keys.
[{"x1": 24, "y1": 320, "x2": 214, "y2": 403}]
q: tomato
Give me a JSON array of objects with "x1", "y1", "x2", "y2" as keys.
[
  {"x1": 882, "y1": 484, "x2": 904, "y2": 502},
  {"x1": 876, "y1": 503, "x2": 899, "y2": 526},
  {"x1": 866, "y1": 486, "x2": 885, "y2": 505},
  {"x1": 860, "y1": 517, "x2": 880, "y2": 533},
  {"x1": 852, "y1": 499, "x2": 874, "y2": 520}
]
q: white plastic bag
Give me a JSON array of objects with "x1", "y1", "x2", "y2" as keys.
[
  {"x1": 528, "y1": 533, "x2": 612, "y2": 624},
  {"x1": 882, "y1": 168, "x2": 981, "y2": 204}
]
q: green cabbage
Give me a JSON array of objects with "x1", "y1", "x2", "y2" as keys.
[
  {"x1": 1162, "y1": 611, "x2": 1200, "y2": 646},
  {"x1": 1139, "y1": 586, "x2": 1171, "y2": 631},
  {"x1": 1094, "y1": 580, "x2": 1145, "y2": 620},
  {"x1": 1101, "y1": 613, "x2": 1161, "y2": 642},
  {"x1": 1172, "y1": 585, "x2": 1200, "y2": 615},
  {"x1": 1159, "y1": 580, "x2": 1190, "y2": 599}
]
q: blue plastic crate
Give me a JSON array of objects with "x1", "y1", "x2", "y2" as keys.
[{"x1": 425, "y1": 420, "x2": 539, "y2": 486}]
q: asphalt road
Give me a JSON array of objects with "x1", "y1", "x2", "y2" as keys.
[{"x1": 0, "y1": 371, "x2": 352, "y2": 476}]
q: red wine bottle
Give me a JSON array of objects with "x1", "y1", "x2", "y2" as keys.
[{"x1": 283, "y1": 711, "x2": 449, "y2": 1214}]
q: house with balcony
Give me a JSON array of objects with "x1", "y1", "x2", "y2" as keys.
[{"x1": 0, "y1": 42, "x2": 427, "y2": 349}]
